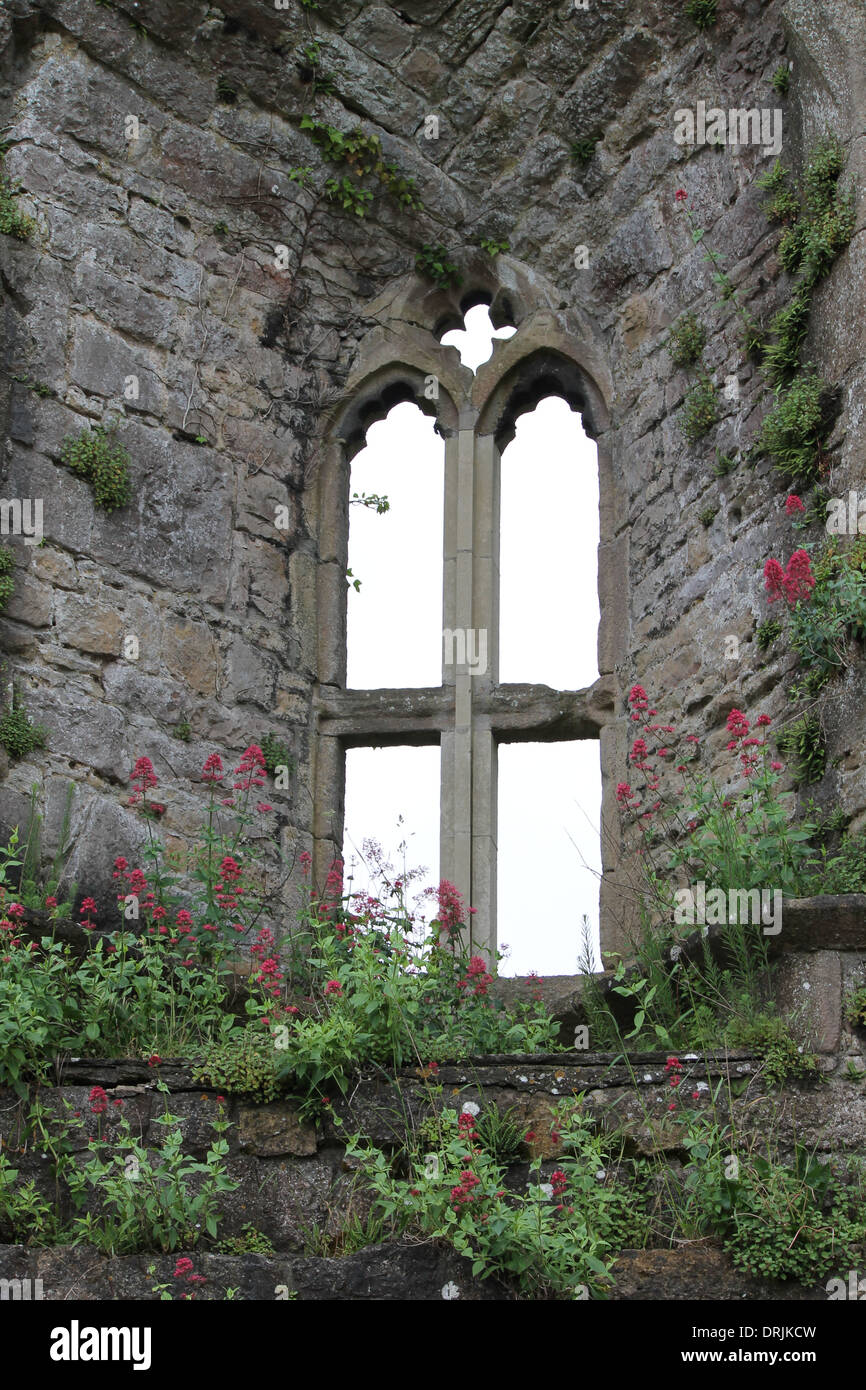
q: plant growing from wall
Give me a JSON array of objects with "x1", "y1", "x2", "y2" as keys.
[
  {"x1": 675, "y1": 190, "x2": 763, "y2": 358},
  {"x1": 756, "y1": 618, "x2": 782, "y2": 651},
  {"x1": 753, "y1": 371, "x2": 835, "y2": 487},
  {"x1": 680, "y1": 375, "x2": 718, "y2": 442},
  {"x1": 299, "y1": 115, "x2": 421, "y2": 212},
  {"x1": 0, "y1": 696, "x2": 46, "y2": 760},
  {"x1": 479, "y1": 237, "x2": 509, "y2": 258},
  {"x1": 0, "y1": 156, "x2": 35, "y2": 240},
  {"x1": 762, "y1": 536, "x2": 866, "y2": 687},
  {"x1": 259, "y1": 732, "x2": 294, "y2": 777},
  {"x1": 771, "y1": 65, "x2": 790, "y2": 96},
  {"x1": 347, "y1": 1101, "x2": 638, "y2": 1298},
  {"x1": 757, "y1": 140, "x2": 854, "y2": 385},
  {"x1": 60, "y1": 425, "x2": 133, "y2": 511},
  {"x1": 845, "y1": 985, "x2": 866, "y2": 1030},
  {"x1": 684, "y1": 0, "x2": 717, "y2": 30},
  {"x1": 0, "y1": 546, "x2": 15, "y2": 611},
  {"x1": 67, "y1": 1089, "x2": 237, "y2": 1253},
  {"x1": 569, "y1": 136, "x2": 597, "y2": 165},
  {"x1": 774, "y1": 712, "x2": 826, "y2": 785},
  {"x1": 415, "y1": 243, "x2": 463, "y2": 291},
  {"x1": 668, "y1": 312, "x2": 706, "y2": 368}
]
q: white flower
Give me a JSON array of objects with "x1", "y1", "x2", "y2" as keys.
[
  {"x1": 539, "y1": 1183, "x2": 554, "y2": 1199},
  {"x1": 460, "y1": 1101, "x2": 480, "y2": 1117}
]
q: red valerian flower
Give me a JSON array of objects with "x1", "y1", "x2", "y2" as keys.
[
  {"x1": 435, "y1": 879, "x2": 466, "y2": 937},
  {"x1": 675, "y1": 188, "x2": 688, "y2": 202},
  {"x1": 629, "y1": 737, "x2": 649, "y2": 764},
  {"x1": 79, "y1": 897, "x2": 97, "y2": 916},
  {"x1": 233, "y1": 744, "x2": 267, "y2": 791},
  {"x1": 89, "y1": 1086, "x2": 109, "y2": 1115},
  {"x1": 726, "y1": 709, "x2": 749, "y2": 739},
  {"x1": 785, "y1": 494, "x2": 805, "y2": 514},
  {"x1": 6, "y1": 903, "x2": 24, "y2": 919},
  {"x1": 324, "y1": 979, "x2": 343, "y2": 996},
  {"x1": 44, "y1": 896, "x2": 57, "y2": 909},
  {"x1": 202, "y1": 752, "x2": 224, "y2": 782},
  {"x1": 299, "y1": 850, "x2": 312, "y2": 875},
  {"x1": 173, "y1": 1257, "x2": 194, "y2": 1278},
  {"x1": 616, "y1": 782, "x2": 633, "y2": 804},
  {"x1": 771, "y1": 760, "x2": 783, "y2": 771},
  {"x1": 128, "y1": 756, "x2": 158, "y2": 807},
  {"x1": 756, "y1": 714, "x2": 772, "y2": 727},
  {"x1": 782, "y1": 549, "x2": 815, "y2": 605},
  {"x1": 764, "y1": 557, "x2": 786, "y2": 601}
]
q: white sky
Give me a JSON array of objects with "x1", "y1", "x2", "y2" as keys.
[{"x1": 343, "y1": 306, "x2": 602, "y2": 975}]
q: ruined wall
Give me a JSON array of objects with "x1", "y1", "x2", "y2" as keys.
[{"x1": 0, "y1": 0, "x2": 864, "y2": 948}]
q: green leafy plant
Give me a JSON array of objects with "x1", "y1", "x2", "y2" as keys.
[
  {"x1": 0, "y1": 1152, "x2": 62, "y2": 1245},
  {"x1": 771, "y1": 65, "x2": 790, "y2": 95},
  {"x1": 680, "y1": 376, "x2": 718, "y2": 442},
  {"x1": 754, "y1": 371, "x2": 834, "y2": 487},
  {"x1": 347, "y1": 1102, "x2": 633, "y2": 1298},
  {"x1": 726, "y1": 1012, "x2": 820, "y2": 1087},
  {"x1": 698, "y1": 505, "x2": 716, "y2": 528},
  {"x1": 0, "y1": 546, "x2": 15, "y2": 611},
  {"x1": 473, "y1": 1104, "x2": 524, "y2": 1166},
  {"x1": 712, "y1": 450, "x2": 738, "y2": 478},
  {"x1": 758, "y1": 140, "x2": 854, "y2": 383},
  {"x1": 480, "y1": 237, "x2": 509, "y2": 258},
  {"x1": 350, "y1": 491, "x2": 390, "y2": 515},
  {"x1": 844, "y1": 985, "x2": 866, "y2": 1030},
  {"x1": 259, "y1": 732, "x2": 293, "y2": 777},
  {"x1": 756, "y1": 618, "x2": 783, "y2": 651},
  {"x1": 684, "y1": 0, "x2": 717, "y2": 31},
  {"x1": 193, "y1": 1032, "x2": 281, "y2": 1102},
  {"x1": 415, "y1": 243, "x2": 462, "y2": 291},
  {"x1": 324, "y1": 176, "x2": 373, "y2": 218},
  {"x1": 0, "y1": 699, "x2": 47, "y2": 760},
  {"x1": 668, "y1": 312, "x2": 706, "y2": 368},
  {"x1": 724, "y1": 1146, "x2": 862, "y2": 1283},
  {"x1": 67, "y1": 1091, "x2": 237, "y2": 1253},
  {"x1": 15, "y1": 781, "x2": 76, "y2": 915},
  {"x1": 174, "y1": 717, "x2": 192, "y2": 742},
  {"x1": 216, "y1": 76, "x2": 238, "y2": 105},
  {"x1": 569, "y1": 137, "x2": 597, "y2": 165},
  {"x1": 60, "y1": 425, "x2": 133, "y2": 511},
  {"x1": 271, "y1": 860, "x2": 560, "y2": 1107},
  {"x1": 800, "y1": 833, "x2": 866, "y2": 895},
  {"x1": 213, "y1": 221, "x2": 229, "y2": 236},
  {"x1": 217, "y1": 1222, "x2": 276, "y2": 1256},
  {"x1": 0, "y1": 158, "x2": 35, "y2": 240},
  {"x1": 775, "y1": 712, "x2": 826, "y2": 785},
  {"x1": 299, "y1": 115, "x2": 421, "y2": 211}
]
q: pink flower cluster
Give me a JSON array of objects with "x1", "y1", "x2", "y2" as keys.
[
  {"x1": 764, "y1": 550, "x2": 816, "y2": 606},
  {"x1": 458, "y1": 954, "x2": 493, "y2": 997}
]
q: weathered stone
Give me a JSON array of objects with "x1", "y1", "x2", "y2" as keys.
[{"x1": 238, "y1": 1102, "x2": 318, "y2": 1158}]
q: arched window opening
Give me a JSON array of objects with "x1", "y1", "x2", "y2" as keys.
[
  {"x1": 499, "y1": 396, "x2": 599, "y2": 689},
  {"x1": 346, "y1": 401, "x2": 444, "y2": 688},
  {"x1": 497, "y1": 741, "x2": 602, "y2": 976},
  {"x1": 440, "y1": 302, "x2": 516, "y2": 372},
  {"x1": 342, "y1": 745, "x2": 440, "y2": 928}
]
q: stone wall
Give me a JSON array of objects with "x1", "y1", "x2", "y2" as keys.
[
  {"x1": 2, "y1": 899, "x2": 865, "y2": 1299},
  {"x1": 0, "y1": 0, "x2": 864, "y2": 950}
]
